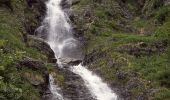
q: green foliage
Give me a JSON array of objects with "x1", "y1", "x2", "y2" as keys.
[
  {"x1": 73, "y1": 0, "x2": 170, "y2": 99},
  {"x1": 143, "y1": 0, "x2": 164, "y2": 17},
  {"x1": 0, "y1": 0, "x2": 49, "y2": 99},
  {"x1": 154, "y1": 88, "x2": 170, "y2": 100},
  {"x1": 132, "y1": 17, "x2": 149, "y2": 28},
  {"x1": 0, "y1": 81, "x2": 22, "y2": 100},
  {"x1": 154, "y1": 19, "x2": 170, "y2": 39},
  {"x1": 158, "y1": 69, "x2": 170, "y2": 88},
  {"x1": 0, "y1": 0, "x2": 169, "y2": 99},
  {"x1": 0, "y1": 64, "x2": 41, "y2": 100},
  {"x1": 0, "y1": 40, "x2": 7, "y2": 47},
  {"x1": 131, "y1": 53, "x2": 169, "y2": 82},
  {"x1": 155, "y1": 6, "x2": 170, "y2": 24}
]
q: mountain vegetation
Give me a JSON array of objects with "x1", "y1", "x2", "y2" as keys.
[
  {"x1": 0, "y1": 0, "x2": 170, "y2": 100},
  {"x1": 72, "y1": 0, "x2": 170, "y2": 99}
]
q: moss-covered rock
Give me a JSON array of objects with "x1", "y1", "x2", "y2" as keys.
[
  {"x1": 0, "y1": 0, "x2": 53, "y2": 99},
  {"x1": 72, "y1": 0, "x2": 170, "y2": 99}
]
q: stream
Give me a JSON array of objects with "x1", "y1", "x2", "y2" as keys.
[{"x1": 40, "y1": 0, "x2": 117, "y2": 100}]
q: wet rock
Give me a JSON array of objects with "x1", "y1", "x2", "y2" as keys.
[
  {"x1": 67, "y1": 60, "x2": 82, "y2": 66},
  {"x1": 35, "y1": 25, "x2": 49, "y2": 40},
  {"x1": 18, "y1": 57, "x2": 47, "y2": 71},
  {"x1": 58, "y1": 57, "x2": 82, "y2": 66},
  {"x1": 26, "y1": 0, "x2": 38, "y2": 7},
  {"x1": 116, "y1": 71, "x2": 128, "y2": 80},
  {"x1": 27, "y1": 35, "x2": 56, "y2": 63},
  {"x1": 83, "y1": 49, "x2": 106, "y2": 66},
  {"x1": 60, "y1": 68, "x2": 96, "y2": 100},
  {"x1": 42, "y1": 93, "x2": 54, "y2": 100},
  {"x1": 61, "y1": 0, "x2": 72, "y2": 9},
  {"x1": 72, "y1": 0, "x2": 80, "y2": 6},
  {"x1": 25, "y1": 0, "x2": 47, "y2": 36},
  {"x1": 26, "y1": 0, "x2": 47, "y2": 12},
  {"x1": 62, "y1": 0, "x2": 81, "y2": 11}
]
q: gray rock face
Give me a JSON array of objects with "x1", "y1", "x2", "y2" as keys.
[
  {"x1": 27, "y1": 35, "x2": 57, "y2": 63},
  {"x1": 18, "y1": 57, "x2": 47, "y2": 71},
  {"x1": 25, "y1": 0, "x2": 95, "y2": 100},
  {"x1": 25, "y1": 0, "x2": 47, "y2": 36},
  {"x1": 58, "y1": 67, "x2": 96, "y2": 100}
]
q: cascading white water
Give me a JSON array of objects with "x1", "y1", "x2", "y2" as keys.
[
  {"x1": 45, "y1": 0, "x2": 82, "y2": 65},
  {"x1": 72, "y1": 64, "x2": 117, "y2": 100},
  {"x1": 44, "y1": 0, "x2": 69, "y2": 99},
  {"x1": 42, "y1": 0, "x2": 118, "y2": 100},
  {"x1": 49, "y1": 75, "x2": 64, "y2": 100}
]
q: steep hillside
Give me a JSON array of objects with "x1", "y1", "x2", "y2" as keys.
[
  {"x1": 72, "y1": 0, "x2": 170, "y2": 99},
  {"x1": 0, "y1": 0, "x2": 56, "y2": 99},
  {"x1": 0, "y1": 0, "x2": 170, "y2": 100}
]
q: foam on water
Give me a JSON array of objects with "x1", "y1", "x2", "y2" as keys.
[
  {"x1": 49, "y1": 74, "x2": 64, "y2": 100},
  {"x1": 41, "y1": 0, "x2": 118, "y2": 99},
  {"x1": 72, "y1": 64, "x2": 117, "y2": 100}
]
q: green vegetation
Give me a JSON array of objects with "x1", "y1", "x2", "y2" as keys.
[
  {"x1": 0, "y1": 0, "x2": 50, "y2": 99},
  {"x1": 0, "y1": 0, "x2": 170, "y2": 99},
  {"x1": 73, "y1": 0, "x2": 170, "y2": 99}
]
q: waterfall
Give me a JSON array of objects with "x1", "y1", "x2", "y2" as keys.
[
  {"x1": 45, "y1": 0, "x2": 82, "y2": 65},
  {"x1": 72, "y1": 64, "x2": 117, "y2": 100},
  {"x1": 40, "y1": 0, "x2": 118, "y2": 99},
  {"x1": 49, "y1": 75, "x2": 64, "y2": 100}
]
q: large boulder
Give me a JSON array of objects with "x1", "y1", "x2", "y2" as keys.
[
  {"x1": 27, "y1": 35, "x2": 56, "y2": 63},
  {"x1": 59, "y1": 68, "x2": 96, "y2": 100},
  {"x1": 18, "y1": 57, "x2": 47, "y2": 71}
]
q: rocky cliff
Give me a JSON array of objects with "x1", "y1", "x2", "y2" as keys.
[
  {"x1": 0, "y1": 0, "x2": 53, "y2": 99},
  {"x1": 0, "y1": 0, "x2": 170, "y2": 100},
  {"x1": 71, "y1": 0, "x2": 170, "y2": 99}
]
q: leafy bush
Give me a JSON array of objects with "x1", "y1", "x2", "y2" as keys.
[
  {"x1": 158, "y1": 69, "x2": 170, "y2": 88},
  {"x1": 155, "y1": 6, "x2": 170, "y2": 24}
]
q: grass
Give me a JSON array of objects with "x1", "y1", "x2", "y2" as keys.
[
  {"x1": 0, "y1": 0, "x2": 169, "y2": 99},
  {"x1": 72, "y1": 0, "x2": 170, "y2": 99},
  {"x1": 0, "y1": 0, "x2": 51, "y2": 99}
]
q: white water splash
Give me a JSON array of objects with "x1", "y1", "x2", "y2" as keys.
[
  {"x1": 45, "y1": 0, "x2": 82, "y2": 65},
  {"x1": 72, "y1": 64, "x2": 117, "y2": 100},
  {"x1": 49, "y1": 75, "x2": 64, "y2": 100},
  {"x1": 41, "y1": 0, "x2": 118, "y2": 99},
  {"x1": 44, "y1": 0, "x2": 67, "y2": 99}
]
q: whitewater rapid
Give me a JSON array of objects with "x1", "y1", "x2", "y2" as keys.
[
  {"x1": 49, "y1": 74, "x2": 64, "y2": 100},
  {"x1": 40, "y1": 0, "x2": 118, "y2": 100},
  {"x1": 72, "y1": 64, "x2": 117, "y2": 100}
]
